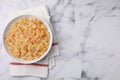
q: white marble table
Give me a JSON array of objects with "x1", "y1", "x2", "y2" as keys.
[{"x1": 1, "y1": 0, "x2": 120, "y2": 80}]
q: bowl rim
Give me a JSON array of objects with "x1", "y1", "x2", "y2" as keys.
[{"x1": 3, "y1": 15, "x2": 53, "y2": 64}]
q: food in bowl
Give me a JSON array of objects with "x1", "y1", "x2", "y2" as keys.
[{"x1": 5, "y1": 17, "x2": 50, "y2": 61}]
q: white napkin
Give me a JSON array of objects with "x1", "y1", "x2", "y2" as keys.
[{"x1": 8, "y1": 6, "x2": 59, "y2": 78}]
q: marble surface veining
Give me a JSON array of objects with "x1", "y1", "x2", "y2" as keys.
[{"x1": 0, "y1": 0, "x2": 120, "y2": 80}]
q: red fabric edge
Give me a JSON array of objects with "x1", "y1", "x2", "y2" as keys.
[
  {"x1": 52, "y1": 42, "x2": 58, "y2": 46},
  {"x1": 10, "y1": 62, "x2": 48, "y2": 67}
]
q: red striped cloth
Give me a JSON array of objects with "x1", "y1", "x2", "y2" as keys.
[{"x1": 10, "y1": 62, "x2": 49, "y2": 67}]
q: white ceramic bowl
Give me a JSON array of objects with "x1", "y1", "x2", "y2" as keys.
[{"x1": 3, "y1": 15, "x2": 53, "y2": 64}]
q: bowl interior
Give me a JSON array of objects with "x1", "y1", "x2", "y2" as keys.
[{"x1": 3, "y1": 15, "x2": 53, "y2": 64}]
